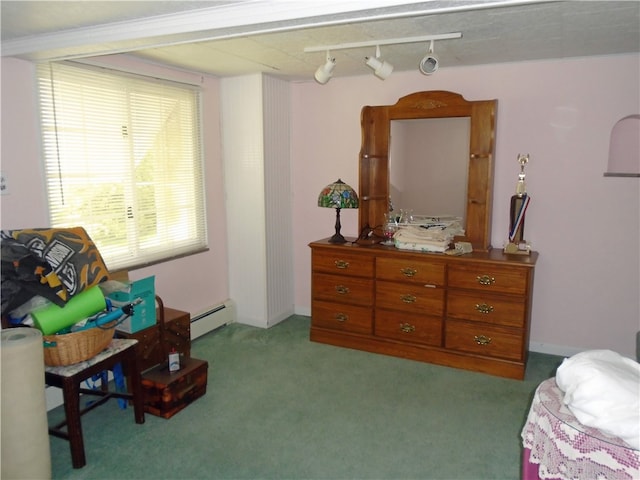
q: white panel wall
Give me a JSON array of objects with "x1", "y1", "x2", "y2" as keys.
[
  {"x1": 221, "y1": 74, "x2": 294, "y2": 328},
  {"x1": 221, "y1": 75, "x2": 268, "y2": 326},
  {"x1": 262, "y1": 75, "x2": 295, "y2": 325}
]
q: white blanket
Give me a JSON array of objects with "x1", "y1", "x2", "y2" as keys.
[{"x1": 555, "y1": 349, "x2": 640, "y2": 449}]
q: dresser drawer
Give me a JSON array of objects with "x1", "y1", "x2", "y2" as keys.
[
  {"x1": 163, "y1": 318, "x2": 191, "y2": 357},
  {"x1": 376, "y1": 257, "x2": 445, "y2": 286},
  {"x1": 376, "y1": 280, "x2": 444, "y2": 315},
  {"x1": 448, "y1": 264, "x2": 528, "y2": 295},
  {"x1": 445, "y1": 319, "x2": 523, "y2": 361},
  {"x1": 312, "y1": 250, "x2": 374, "y2": 277},
  {"x1": 375, "y1": 309, "x2": 442, "y2": 346},
  {"x1": 116, "y1": 325, "x2": 162, "y2": 371},
  {"x1": 312, "y1": 272, "x2": 373, "y2": 306},
  {"x1": 312, "y1": 300, "x2": 372, "y2": 335},
  {"x1": 447, "y1": 292, "x2": 526, "y2": 328}
]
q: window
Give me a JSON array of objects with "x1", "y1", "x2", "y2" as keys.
[{"x1": 37, "y1": 61, "x2": 207, "y2": 271}]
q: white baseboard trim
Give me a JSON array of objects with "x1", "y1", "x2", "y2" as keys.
[
  {"x1": 46, "y1": 372, "x2": 114, "y2": 411},
  {"x1": 528, "y1": 342, "x2": 583, "y2": 358},
  {"x1": 294, "y1": 306, "x2": 311, "y2": 317},
  {"x1": 46, "y1": 386, "x2": 64, "y2": 411}
]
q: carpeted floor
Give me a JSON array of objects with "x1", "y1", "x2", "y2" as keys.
[{"x1": 48, "y1": 315, "x2": 563, "y2": 479}]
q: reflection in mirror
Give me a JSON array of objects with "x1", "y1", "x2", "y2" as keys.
[{"x1": 390, "y1": 118, "x2": 470, "y2": 219}]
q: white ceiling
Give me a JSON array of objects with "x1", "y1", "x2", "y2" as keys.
[{"x1": 2, "y1": 0, "x2": 639, "y2": 81}]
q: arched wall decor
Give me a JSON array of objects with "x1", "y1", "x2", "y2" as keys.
[{"x1": 605, "y1": 114, "x2": 640, "y2": 177}]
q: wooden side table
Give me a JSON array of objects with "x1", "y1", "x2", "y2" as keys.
[{"x1": 44, "y1": 339, "x2": 145, "y2": 468}]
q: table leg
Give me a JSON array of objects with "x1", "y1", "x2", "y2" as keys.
[
  {"x1": 61, "y1": 376, "x2": 86, "y2": 469},
  {"x1": 125, "y1": 346, "x2": 145, "y2": 424}
]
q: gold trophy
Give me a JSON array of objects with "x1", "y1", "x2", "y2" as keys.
[{"x1": 504, "y1": 154, "x2": 531, "y2": 255}]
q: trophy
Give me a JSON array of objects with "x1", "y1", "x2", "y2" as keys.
[{"x1": 504, "y1": 154, "x2": 531, "y2": 255}]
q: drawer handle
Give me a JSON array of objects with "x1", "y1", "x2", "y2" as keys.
[
  {"x1": 401, "y1": 294, "x2": 417, "y2": 304},
  {"x1": 335, "y1": 313, "x2": 348, "y2": 322},
  {"x1": 475, "y1": 303, "x2": 494, "y2": 314},
  {"x1": 400, "y1": 267, "x2": 417, "y2": 277},
  {"x1": 335, "y1": 285, "x2": 350, "y2": 295},
  {"x1": 399, "y1": 323, "x2": 416, "y2": 333},
  {"x1": 474, "y1": 335, "x2": 492, "y2": 346},
  {"x1": 334, "y1": 260, "x2": 349, "y2": 269},
  {"x1": 476, "y1": 275, "x2": 495, "y2": 286}
]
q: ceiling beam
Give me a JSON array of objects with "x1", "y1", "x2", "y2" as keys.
[{"x1": 2, "y1": 0, "x2": 544, "y2": 61}]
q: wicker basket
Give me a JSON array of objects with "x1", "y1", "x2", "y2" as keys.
[{"x1": 43, "y1": 321, "x2": 117, "y2": 366}]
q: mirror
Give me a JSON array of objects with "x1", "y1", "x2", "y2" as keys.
[
  {"x1": 358, "y1": 90, "x2": 497, "y2": 251},
  {"x1": 390, "y1": 117, "x2": 470, "y2": 218}
]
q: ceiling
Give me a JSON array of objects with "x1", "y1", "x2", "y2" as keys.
[{"x1": 2, "y1": 0, "x2": 639, "y2": 82}]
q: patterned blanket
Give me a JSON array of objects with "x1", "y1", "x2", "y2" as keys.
[{"x1": 1, "y1": 227, "x2": 109, "y2": 315}]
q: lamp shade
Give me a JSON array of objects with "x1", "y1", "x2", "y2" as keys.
[
  {"x1": 318, "y1": 179, "x2": 359, "y2": 209},
  {"x1": 365, "y1": 56, "x2": 394, "y2": 80},
  {"x1": 318, "y1": 179, "x2": 359, "y2": 243}
]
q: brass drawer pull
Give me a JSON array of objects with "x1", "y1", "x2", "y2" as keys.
[
  {"x1": 399, "y1": 323, "x2": 416, "y2": 333},
  {"x1": 334, "y1": 260, "x2": 349, "y2": 269},
  {"x1": 475, "y1": 303, "x2": 494, "y2": 314},
  {"x1": 474, "y1": 335, "x2": 492, "y2": 345},
  {"x1": 335, "y1": 313, "x2": 348, "y2": 322},
  {"x1": 335, "y1": 285, "x2": 350, "y2": 295},
  {"x1": 400, "y1": 267, "x2": 417, "y2": 277},
  {"x1": 476, "y1": 275, "x2": 495, "y2": 286},
  {"x1": 401, "y1": 294, "x2": 417, "y2": 304}
]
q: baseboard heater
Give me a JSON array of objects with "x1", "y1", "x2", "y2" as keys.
[{"x1": 190, "y1": 299, "x2": 236, "y2": 340}]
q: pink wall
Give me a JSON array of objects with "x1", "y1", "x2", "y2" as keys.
[
  {"x1": 2, "y1": 53, "x2": 638, "y2": 358},
  {"x1": 291, "y1": 54, "x2": 640, "y2": 358},
  {"x1": 0, "y1": 56, "x2": 230, "y2": 316}
]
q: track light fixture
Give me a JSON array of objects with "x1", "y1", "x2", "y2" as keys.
[
  {"x1": 314, "y1": 51, "x2": 336, "y2": 85},
  {"x1": 365, "y1": 45, "x2": 394, "y2": 80},
  {"x1": 304, "y1": 32, "x2": 461, "y2": 83},
  {"x1": 419, "y1": 40, "x2": 439, "y2": 75}
]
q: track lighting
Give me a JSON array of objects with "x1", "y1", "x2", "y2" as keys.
[
  {"x1": 419, "y1": 40, "x2": 439, "y2": 75},
  {"x1": 365, "y1": 45, "x2": 393, "y2": 80},
  {"x1": 314, "y1": 51, "x2": 335, "y2": 84},
  {"x1": 304, "y1": 32, "x2": 461, "y2": 82}
]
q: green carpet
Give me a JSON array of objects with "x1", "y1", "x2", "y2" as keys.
[{"x1": 48, "y1": 315, "x2": 562, "y2": 479}]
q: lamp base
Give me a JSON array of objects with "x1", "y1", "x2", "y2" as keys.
[
  {"x1": 329, "y1": 233, "x2": 347, "y2": 244},
  {"x1": 328, "y1": 207, "x2": 347, "y2": 243}
]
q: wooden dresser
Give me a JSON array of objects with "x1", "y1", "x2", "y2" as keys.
[{"x1": 310, "y1": 238, "x2": 537, "y2": 379}]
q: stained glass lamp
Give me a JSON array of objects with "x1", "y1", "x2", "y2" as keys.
[{"x1": 318, "y1": 179, "x2": 359, "y2": 243}]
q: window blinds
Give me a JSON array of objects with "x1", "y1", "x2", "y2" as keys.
[{"x1": 37, "y1": 61, "x2": 207, "y2": 271}]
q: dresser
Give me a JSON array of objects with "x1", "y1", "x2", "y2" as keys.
[{"x1": 310, "y1": 238, "x2": 537, "y2": 379}]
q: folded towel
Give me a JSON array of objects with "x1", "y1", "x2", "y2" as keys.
[
  {"x1": 395, "y1": 225, "x2": 453, "y2": 243},
  {"x1": 555, "y1": 349, "x2": 640, "y2": 449},
  {"x1": 394, "y1": 240, "x2": 449, "y2": 253}
]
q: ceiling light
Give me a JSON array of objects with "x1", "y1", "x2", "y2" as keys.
[
  {"x1": 419, "y1": 40, "x2": 439, "y2": 75},
  {"x1": 305, "y1": 32, "x2": 461, "y2": 82},
  {"x1": 314, "y1": 51, "x2": 335, "y2": 84},
  {"x1": 365, "y1": 45, "x2": 394, "y2": 80}
]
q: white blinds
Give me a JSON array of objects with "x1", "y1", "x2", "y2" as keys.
[{"x1": 37, "y1": 61, "x2": 207, "y2": 271}]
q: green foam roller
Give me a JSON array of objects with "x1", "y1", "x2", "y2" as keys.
[{"x1": 32, "y1": 286, "x2": 107, "y2": 335}]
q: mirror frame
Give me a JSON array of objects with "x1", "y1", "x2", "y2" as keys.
[{"x1": 358, "y1": 90, "x2": 497, "y2": 252}]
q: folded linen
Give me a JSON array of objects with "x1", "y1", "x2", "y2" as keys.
[
  {"x1": 394, "y1": 225, "x2": 452, "y2": 243},
  {"x1": 394, "y1": 240, "x2": 449, "y2": 253},
  {"x1": 555, "y1": 349, "x2": 640, "y2": 449}
]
